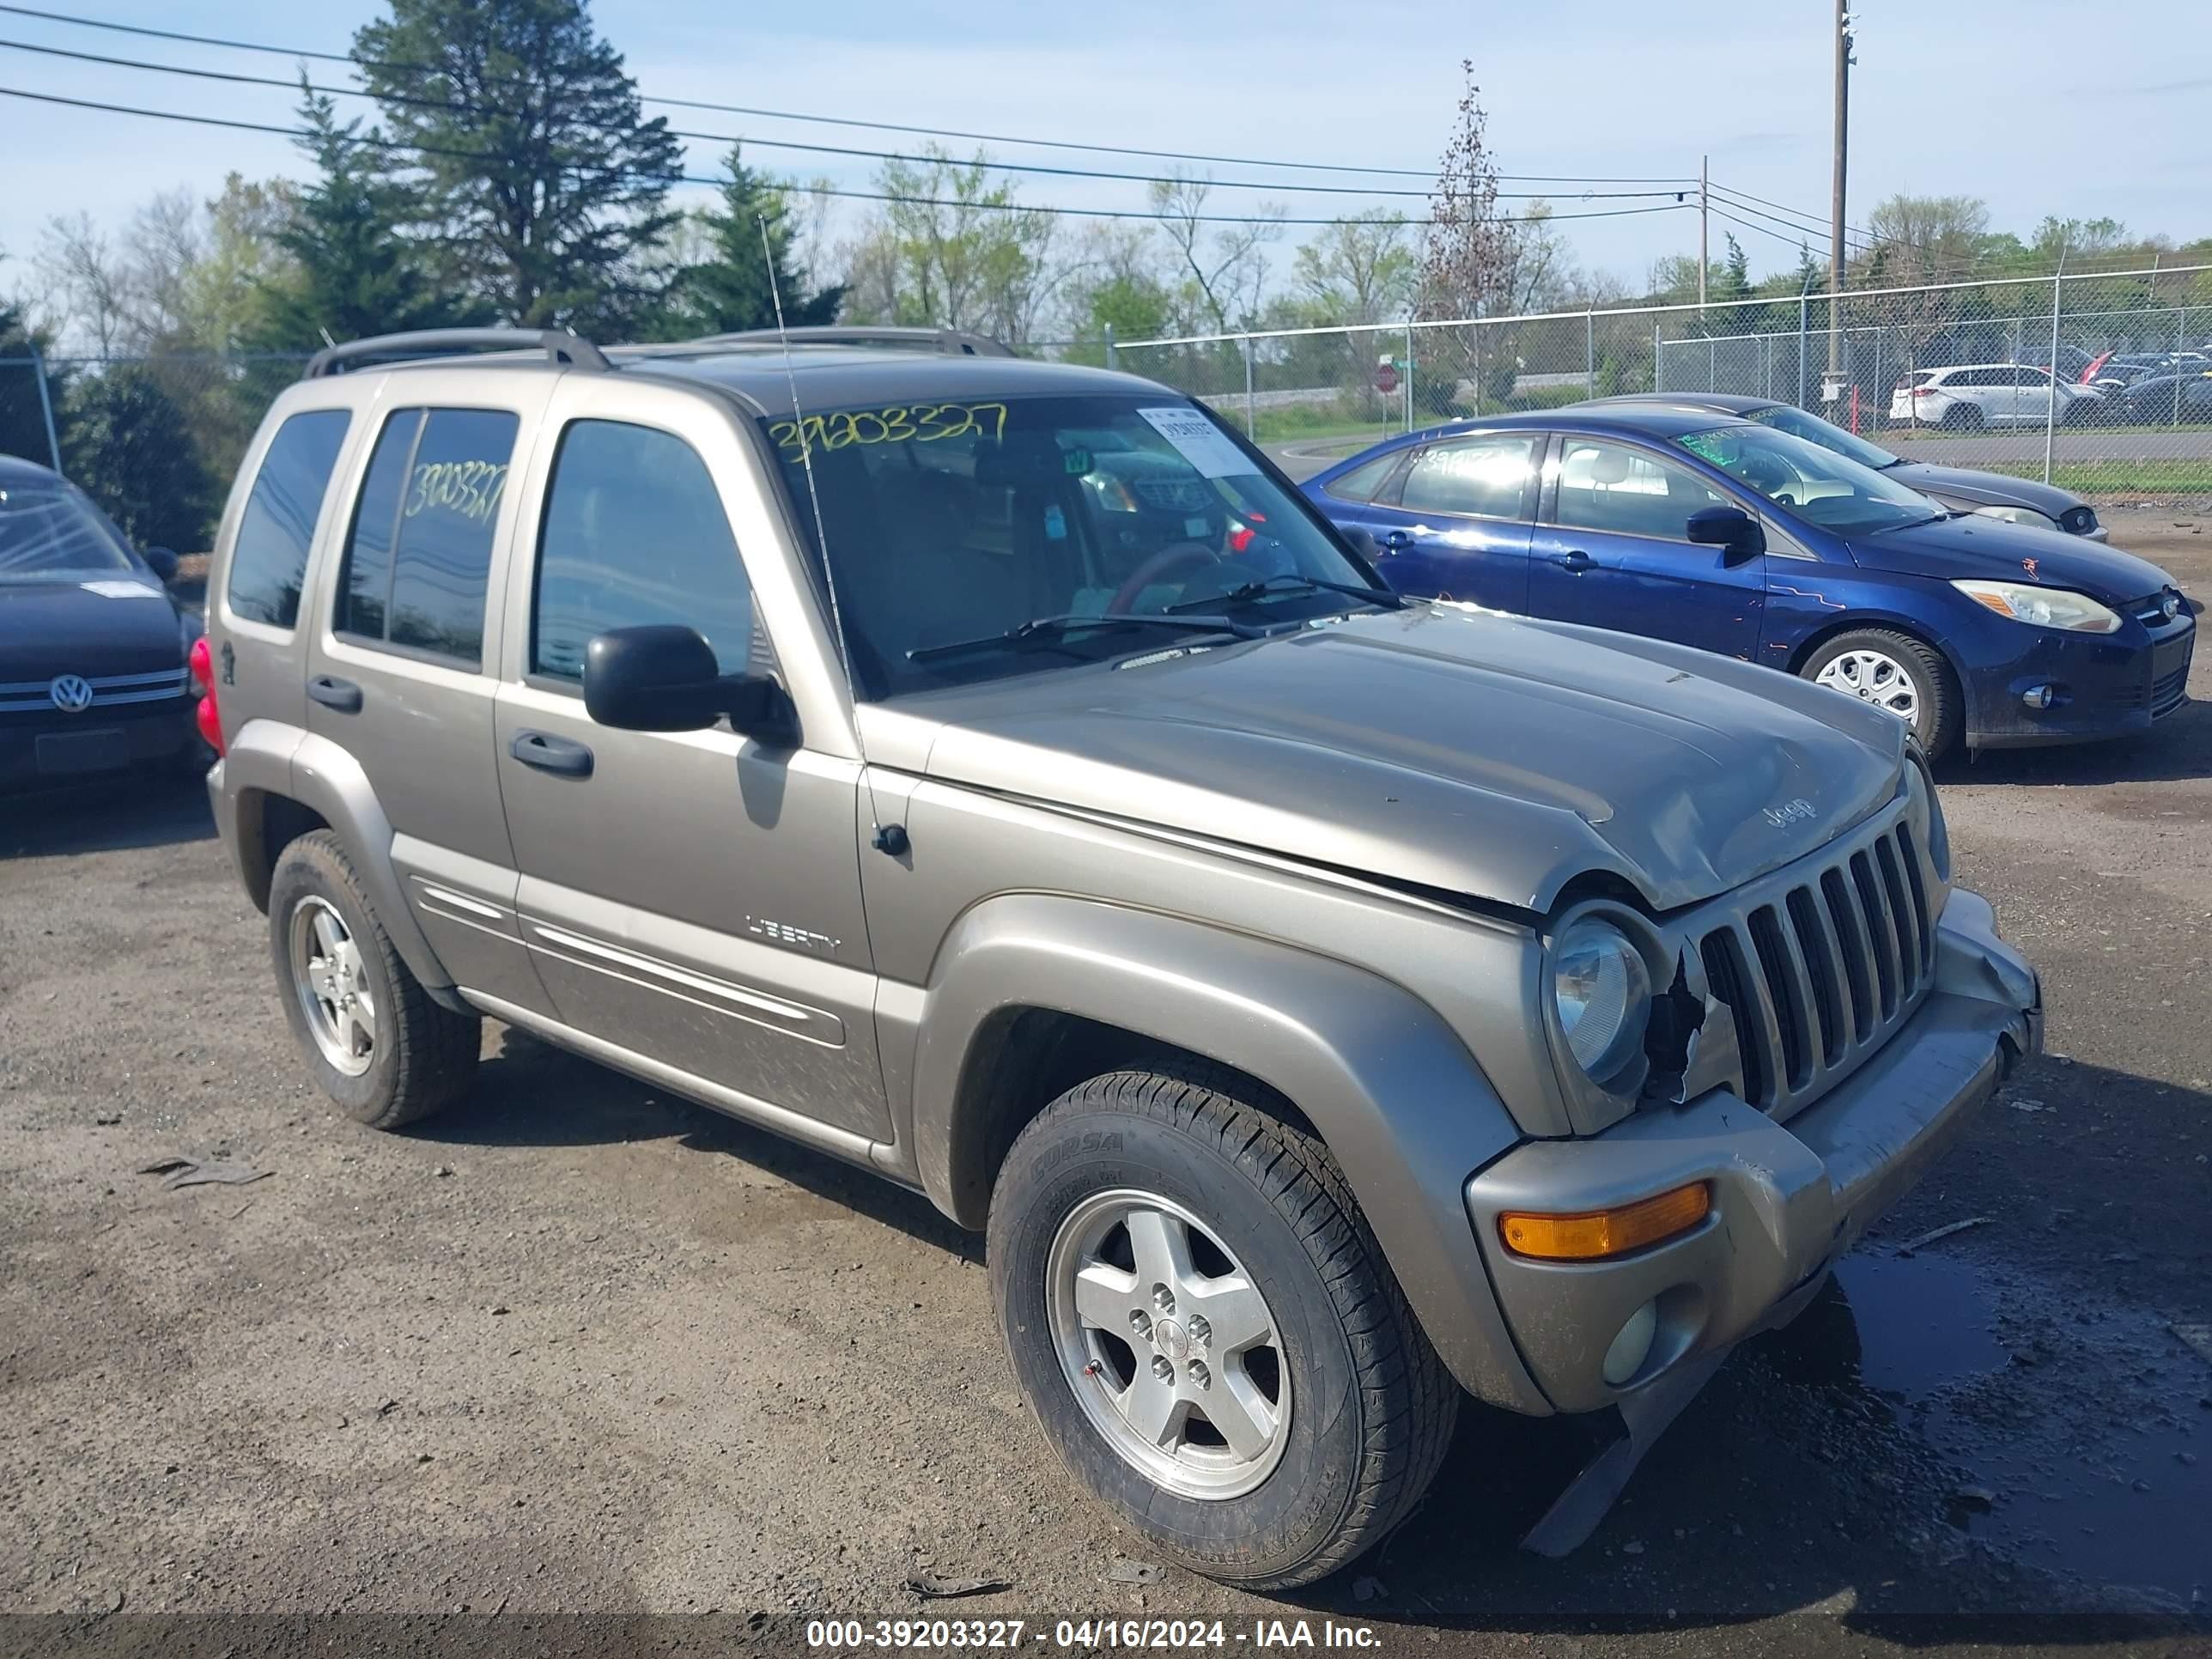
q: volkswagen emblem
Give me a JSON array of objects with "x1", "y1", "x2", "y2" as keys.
[
  {"x1": 48, "y1": 674, "x2": 95, "y2": 714},
  {"x1": 2162, "y1": 591, "x2": 2182, "y2": 623}
]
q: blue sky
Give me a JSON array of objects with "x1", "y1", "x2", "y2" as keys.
[{"x1": 1, "y1": 0, "x2": 2205, "y2": 301}]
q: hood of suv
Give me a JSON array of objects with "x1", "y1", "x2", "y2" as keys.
[
  {"x1": 1846, "y1": 514, "x2": 2176, "y2": 605},
  {"x1": 892, "y1": 606, "x2": 1906, "y2": 913}
]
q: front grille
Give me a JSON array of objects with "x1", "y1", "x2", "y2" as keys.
[
  {"x1": 2152, "y1": 658, "x2": 2192, "y2": 717},
  {"x1": 2129, "y1": 590, "x2": 2182, "y2": 628},
  {"x1": 0, "y1": 667, "x2": 190, "y2": 714},
  {"x1": 1692, "y1": 807, "x2": 1936, "y2": 1117},
  {"x1": 1132, "y1": 479, "x2": 1212, "y2": 512}
]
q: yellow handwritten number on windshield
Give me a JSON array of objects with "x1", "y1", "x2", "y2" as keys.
[{"x1": 769, "y1": 403, "x2": 1008, "y2": 457}]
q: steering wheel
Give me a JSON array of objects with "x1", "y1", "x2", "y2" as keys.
[{"x1": 1106, "y1": 543, "x2": 1225, "y2": 615}]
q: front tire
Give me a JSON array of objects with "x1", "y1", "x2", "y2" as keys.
[
  {"x1": 988, "y1": 1066, "x2": 1457, "y2": 1589},
  {"x1": 267, "y1": 830, "x2": 480, "y2": 1129},
  {"x1": 1802, "y1": 628, "x2": 1960, "y2": 757}
]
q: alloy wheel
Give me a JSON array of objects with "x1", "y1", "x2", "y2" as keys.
[
  {"x1": 1045, "y1": 1188, "x2": 1291, "y2": 1500},
  {"x1": 289, "y1": 896, "x2": 376, "y2": 1076}
]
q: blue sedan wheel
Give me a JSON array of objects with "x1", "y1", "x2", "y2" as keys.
[{"x1": 1802, "y1": 628, "x2": 1960, "y2": 757}]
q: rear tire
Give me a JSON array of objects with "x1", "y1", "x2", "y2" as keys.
[
  {"x1": 988, "y1": 1064, "x2": 1457, "y2": 1589},
  {"x1": 1802, "y1": 628, "x2": 1960, "y2": 757},
  {"x1": 1940, "y1": 401, "x2": 1984, "y2": 431},
  {"x1": 267, "y1": 830, "x2": 480, "y2": 1129}
]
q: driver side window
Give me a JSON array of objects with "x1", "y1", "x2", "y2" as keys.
[
  {"x1": 531, "y1": 420, "x2": 763, "y2": 684},
  {"x1": 1553, "y1": 440, "x2": 1729, "y2": 543}
]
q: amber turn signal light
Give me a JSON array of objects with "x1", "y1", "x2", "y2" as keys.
[{"x1": 1498, "y1": 1182, "x2": 1711, "y2": 1261}]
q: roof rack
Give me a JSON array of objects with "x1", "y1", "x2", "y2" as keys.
[
  {"x1": 694, "y1": 325, "x2": 1015, "y2": 359},
  {"x1": 302, "y1": 328, "x2": 611, "y2": 380}
]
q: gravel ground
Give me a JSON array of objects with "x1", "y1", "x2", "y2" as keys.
[{"x1": 2, "y1": 510, "x2": 2208, "y2": 1657}]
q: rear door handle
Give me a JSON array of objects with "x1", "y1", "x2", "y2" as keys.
[
  {"x1": 509, "y1": 730, "x2": 594, "y2": 778},
  {"x1": 1549, "y1": 550, "x2": 1596, "y2": 573},
  {"x1": 307, "y1": 674, "x2": 362, "y2": 713}
]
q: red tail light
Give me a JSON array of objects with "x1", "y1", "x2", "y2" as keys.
[{"x1": 188, "y1": 635, "x2": 225, "y2": 757}]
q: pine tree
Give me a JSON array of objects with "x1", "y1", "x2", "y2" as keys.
[
  {"x1": 247, "y1": 87, "x2": 483, "y2": 352},
  {"x1": 67, "y1": 366, "x2": 216, "y2": 550},
  {"x1": 353, "y1": 0, "x2": 682, "y2": 331},
  {"x1": 660, "y1": 148, "x2": 842, "y2": 337}
]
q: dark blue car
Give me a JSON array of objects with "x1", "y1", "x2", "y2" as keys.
[{"x1": 1300, "y1": 410, "x2": 2195, "y2": 755}]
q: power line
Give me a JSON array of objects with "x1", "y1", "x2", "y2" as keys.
[
  {"x1": 1705, "y1": 187, "x2": 1874, "y2": 254},
  {"x1": 0, "y1": 84, "x2": 1698, "y2": 230},
  {"x1": 0, "y1": 2, "x2": 1698, "y2": 189},
  {"x1": 0, "y1": 35, "x2": 1686, "y2": 204},
  {"x1": 1710, "y1": 179, "x2": 1873, "y2": 243}
]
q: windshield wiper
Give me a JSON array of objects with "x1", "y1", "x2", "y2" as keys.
[
  {"x1": 907, "y1": 611, "x2": 1261, "y2": 663},
  {"x1": 1164, "y1": 574, "x2": 1406, "y2": 614}
]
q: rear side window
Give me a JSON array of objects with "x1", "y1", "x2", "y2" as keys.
[
  {"x1": 532, "y1": 420, "x2": 757, "y2": 684},
  {"x1": 1323, "y1": 452, "x2": 1401, "y2": 504},
  {"x1": 226, "y1": 410, "x2": 351, "y2": 628},
  {"x1": 1397, "y1": 434, "x2": 1540, "y2": 520},
  {"x1": 336, "y1": 407, "x2": 519, "y2": 667}
]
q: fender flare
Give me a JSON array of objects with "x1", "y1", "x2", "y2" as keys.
[
  {"x1": 909, "y1": 893, "x2": 1549, "y2": 1413},
  {"x1": 225, "y1": 720, "x2": 455, "y2": 994}
]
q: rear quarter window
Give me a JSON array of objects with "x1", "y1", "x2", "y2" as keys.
[{"x1": 225, "y1": 410, "x2": 352, "y2": 629}]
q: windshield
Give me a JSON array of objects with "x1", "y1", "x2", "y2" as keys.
[
  {"x1": 763, "y1": 393, "x2": 1383, "y2": 696},
  {"x1": 1676, "y1": 423, "x2": 1944, "y2": 537},
  {"x1": 0, "y1": 479, "x2": 139, "y2": 582},
  {"x1": 1741, "y1": 403, "x2": 1899, "y2": 470}
]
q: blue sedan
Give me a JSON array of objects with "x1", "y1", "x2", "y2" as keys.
[{"x1": 1300, "y1": 410, "x2": 2195, "y2": 755}]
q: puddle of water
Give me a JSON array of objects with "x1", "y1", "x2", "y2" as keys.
[
  {"x1": 1833, "y1": 1253, "x2": 2010, "y2": 1395},
  {"x1": 1819, "y1": 1249, "x2": 2211, "y2": 1605}
]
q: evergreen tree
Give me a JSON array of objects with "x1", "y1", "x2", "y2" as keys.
[
  {"x1": 353, "y1": 0, "x2": 682, "y2": 332},
  {"x1": 247, "y1": 87, "x2": 482, "y2": 352},
  {"x1": 0, "y1": 291, "x2": 70, "y2": 469},
  {"x1": 67, "y1": 366, "x2": 216, "y2": 550},
  {"x1": 659, "y1": 149, "x2": 842, "y2": 337}
]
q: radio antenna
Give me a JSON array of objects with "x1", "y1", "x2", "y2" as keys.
[{"x1": 758, "y1": 216, "x2": 903, "y2": 855}]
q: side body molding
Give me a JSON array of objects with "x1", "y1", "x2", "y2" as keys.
[
  {"x1": 906, "y1": 894, "x2": 1548, "y2": 1413},
  {"x1": 216, "y1": 720, "x2": 456, "y2": 994}
]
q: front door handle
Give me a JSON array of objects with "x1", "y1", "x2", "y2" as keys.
[
  {"x1": 307, "y1": 674, "x2": 362, "y2": 713},
  {"x1": 509, "y1": 729, "x2": 594, "y2": 778},
  {"x1": 1381, "y1": 529, "x2": 1413, "y2": 553},
  {"x1": 1549, "y1": 549, "x2": 1596, "y2": 573}
]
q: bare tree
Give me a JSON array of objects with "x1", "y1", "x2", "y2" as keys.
[
  {"x1": 1147, "y1": 173, "x2": 1283, "y2": 334},
  {"x1": 1417, "y1": 63, "x2": 1518, "y2": 320}
]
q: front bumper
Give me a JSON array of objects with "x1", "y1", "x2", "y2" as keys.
[
  {"x1": 1964, "y1": 611, "x2": 2194, "y2": 747},
  {"x1": 0, "y1": 699, "x2": 196, "y2": 788},
  {"x1": 1464, "y1": 887, "x2": 2039, "y2": 1414}
]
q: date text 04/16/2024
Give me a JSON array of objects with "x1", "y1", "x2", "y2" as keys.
[{"x1": 804, "y1": 1619, "x2": 1383, "y2": 1650}]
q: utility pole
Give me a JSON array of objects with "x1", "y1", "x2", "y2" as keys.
[
  {"x1": 1829, "y1": 1, "x2": 1853, "y2": 380},
  {"x1": 1698, "y1": 154, "x2": 1709, "y2": 315}
]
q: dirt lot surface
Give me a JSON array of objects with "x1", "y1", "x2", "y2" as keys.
[{"x1": 3, "y1": 510, "x2": 2209, "y2": 1657}]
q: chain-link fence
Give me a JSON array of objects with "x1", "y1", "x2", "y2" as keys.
[{"x1": 1115, "y1": 264, "x2": 2212, "y2": 502}]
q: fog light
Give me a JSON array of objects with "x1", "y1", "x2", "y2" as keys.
[
  {"x1": 2021, "y1": 684, "x2": 2057, "y2": 711},
  {"x1": 1601, "y1": 1300, "x2": 1658, "y2": 1387}
]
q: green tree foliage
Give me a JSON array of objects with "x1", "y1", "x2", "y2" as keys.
[
  {"x1": 66, "y1": 366, "x2": 216, "y2": 550},
  {"x1": 247, "y1": 88, "x2": 483, "y2": 352},
  {"x1": 0, "y1": 285, "x2": 70, "y2": 468},
  {"x1": 353, "y1": 0, "x2": 682, "y2": 331},
  {"x1": 840, "y1": 149, "x2": 1054, "y2": 344},
  {"x1": 655, "y1": 148, "x2": 842, "y2": 337}
]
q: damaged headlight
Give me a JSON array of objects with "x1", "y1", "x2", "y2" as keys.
[
  {"x1": 1551, "y1": 917, "x2": 1653, "y2": 1091},
  {"x1": 1952, "y1": 580, "x2": 2121, "y2": 634}
]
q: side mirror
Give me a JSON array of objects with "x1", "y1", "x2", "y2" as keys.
[
  {"x1": 582, "y1": 624, "x2": 795, "y2": 743},
  {"x1": 143, "y1": 546, "x2": 180, "y2": 581},
  {"x1": 1685, "y1": 505, "x2": 1765, "y2": 562}
]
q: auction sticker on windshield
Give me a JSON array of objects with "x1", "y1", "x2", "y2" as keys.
[{"x1": 1139, "y1": 405, "x2": 1256, "y2": 478}]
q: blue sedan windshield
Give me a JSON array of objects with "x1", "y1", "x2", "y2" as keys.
[{"x1": 1677, "y1": 424, "x2": 1943, "y2": 537}]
